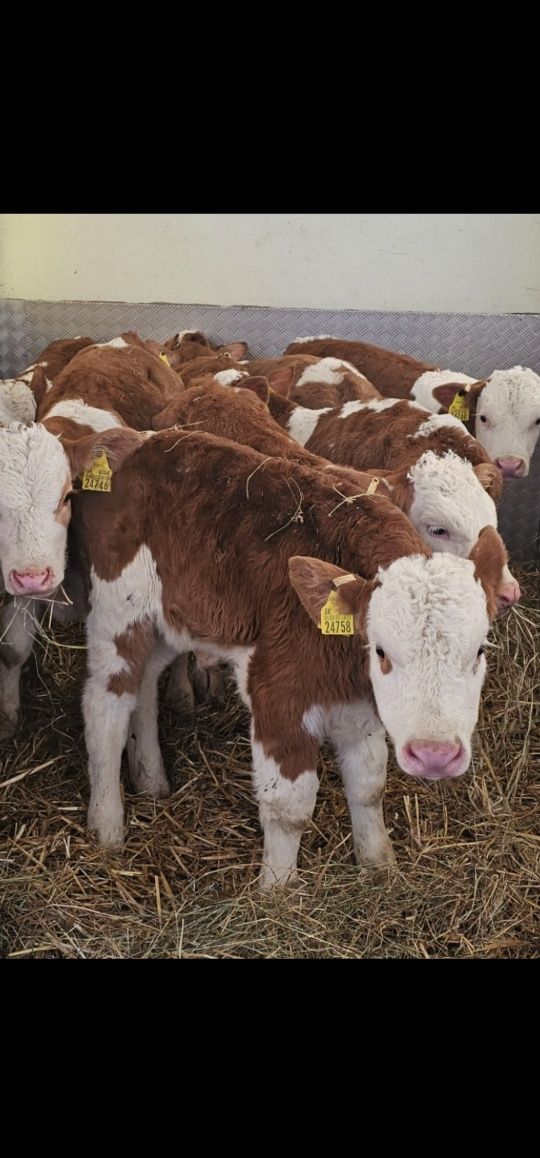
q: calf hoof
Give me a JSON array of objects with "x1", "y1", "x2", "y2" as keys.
[
  {"x1": 355, "y1": 839, "x2": 397, "y2": 869},
  {"x1": 88, "y1": 807, "x2": 125, "y2": 851},
  {"x1": 126, "y1": 742, "x2": 170, "y2": 799},
  {"x1": 0, "y1": 709, "x2": 19, "y2": 743},
  {"x1": 258, "y1": 864, "x2": 298, "y2": 891}
]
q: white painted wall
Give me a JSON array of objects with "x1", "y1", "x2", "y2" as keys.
[{"x1": 1, "y1": 214, "x2": 539, "y2": 313}]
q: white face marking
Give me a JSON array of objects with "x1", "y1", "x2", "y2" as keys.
[
  {"x1": 475, "y1": 367, "x2": 540, "y2": 473},
  {"x1": 94, "y1": 337, "x2": 129, "y2": 348},
  {"x1": 287, "y1": 405, "x2": 331, "y2": 446},
  {"x1": 366, "y1": 554, "x2": 489, "y2": 777},
  {"x1": 408, "y1": 451, "x2": 497, "y2": 556},
  {"x1": 0, "y1": 424, "x2": 72, "y2": 593},
  {"x1": 44, "y1": 399, "x2": 123, "y2": 432},
  {"x1": 0, "y1": 380, "x2": 37, "y2": 425},
  {"x1": 411, "y1": 370, "x2": 476, "y2": 413},
  {"x1": 214, "y1": 369, "x2": 249, "y2": 386},
  {"x1": 412, "y1": 412, "x2": 467, "y2": 438},
  {"x1": 296, "y1": 357, "x2": 365, "y2": 387},
  {"x1": 339, "y1": 397, "x2": 401, "y2": 419}
]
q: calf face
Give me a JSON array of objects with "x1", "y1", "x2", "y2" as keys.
[
  {"x1": 0, "y1": 424, "x2": 74, "y2": 596},
  {"x1": 474, "y1": 368, "x2": 540, "y2": 477},
  {"x1": 290, "y1": 526, "x2": 504, "y2": 782}
]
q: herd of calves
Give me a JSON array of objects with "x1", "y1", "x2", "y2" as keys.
[{"x1": 0, "y1": 328, "x2": 539, "y2": 888}]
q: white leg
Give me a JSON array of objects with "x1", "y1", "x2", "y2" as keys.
[
  {"x1": 327, "y1": 701, "x2": 394, "y2": 866},
  {"x1": 252, "y1": 730, "x2": 319, "y2": 889},
  {"x1": 84, "y1": 675, "x2": 135, "y2": 849},
  {"x1": 127, "y1": 643, "x2": 175, "y2": 797},
  {"x1": 0, "y1": 599, "x2": 38, "y2": 740}
]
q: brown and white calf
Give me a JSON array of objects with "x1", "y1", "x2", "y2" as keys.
[
  {"x1": 156, "y1": 379, "x2": 520, "y2": 709},
  {"x1": 0, "y1": 337, "x2": 94, "y2": 426},
  {"x1": 285, "y1": 337, "x2": 540, "y2": 477},
  {"x1": 156, "y1": 378, "x2": 519, "y2": 607},
  {"x1": 37, "y1": 340, "x2": 184, "y2": 432},
  {"x1": 59, "y1": 424, "x2": 506, "y2": 886},
  {"x1": 172, "y1": 350, "x2": 379, "y2": 409},
  {"x1": 0, "y1": 343, "x2": 185, "y2": 737}
]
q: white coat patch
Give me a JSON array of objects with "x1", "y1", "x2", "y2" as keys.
[
  {"x1": 45, "y1": 399, "x2": 123, "y2": 432},
  {"x1": 411, "y1": 370, "x2": 476, "y2": 412},
  {"x1": 287, "y1": 405, "x2": 331, "y2": 446},
  {"x1": 214, "y1": 369, "x2": 249, "y2": 386}
]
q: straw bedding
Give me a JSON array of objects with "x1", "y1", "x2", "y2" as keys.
[{"x1": 1, "y1": 569, "x2": 538, "y2": 959}]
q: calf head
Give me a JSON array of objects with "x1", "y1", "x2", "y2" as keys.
[
  {"x1": 289, "y1": 526, "x2": 507, "y2": 781},
  {"x1": 433, "y1": 367, "x2": 540, "y2": 476},
  {"x1": 0, "y1": 424, "x2": 75, "y2": 596},
  {"x1": 0, "y1": 423, "x2": 142, "y2": 597}
]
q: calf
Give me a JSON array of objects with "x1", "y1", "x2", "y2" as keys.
[
  {"x1": 284, "y1": 337, "x2": 540, "y2": 477},
  {"x1": 265, "y1": 389, "x2": 500, "y2": 478},
  {"x1": 59, "y1": 423, "x2": 506, "y2": 886},
  {"x1": 163, "y1": 330, "x2": 248, "y2": 367},
  {"x1": 0, "y1": 337, "x2": 94, "y2": 426},
  {"x1": 37, "y1": 341, "x2": 184, "y2": 431},
  {"x1": 0, "y1": 343, "x2": 185, "y2": 737},
  {"x1": 173, "y1": 351, "x2": 379, "y2": 409},
  {"x1": 0, "y1": 421, "x2": 115, "y2": 738},
  {"x1": 155, "y1": 379, "x2": 518, "y2": 605}
]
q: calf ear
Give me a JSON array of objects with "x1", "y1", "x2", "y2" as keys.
[
  {"x1": 266, "y1": 364, "x2": 296, "y2": 396},
  {"x1": 432, "y1": 380, "x2": 486, "y2": 412},
  {"x1": 239, "y1": 376, "x2": 269, "y2": 404},
  {"x1": 182, "y1": 331, "x2": 210, "y2": 346},
  {"x1": 473, "y1": 462, "x2": 503, "y2": 502},
  {"x1": 47, "y1": 420, "x2": 145, "y2": 480},
  {"x1": 288, "y1": 556, "x2": 374, "y2": 633},
  {"x1": 220, "y1": 341, "x2": 248, "y2": 360},
  {"x1": 468, "y1": 526, "x2": 507, "y2": 620},
  {"x1": 120, "y1": 330, "x2": 144, "y2": 347},
  {"x1": 382, "y1": 467, "x2": 413, "y2": 512},
  {"x1": 29, "y1": 365, "x2": 50, "y2": 412}
]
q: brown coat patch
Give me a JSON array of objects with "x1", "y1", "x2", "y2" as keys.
[
  {"x1": 108, "y1": 620, "x2": 157, "y2": 695},
  {"x1": 30, "y1": 337, "x2": 94, "y2": 380}
]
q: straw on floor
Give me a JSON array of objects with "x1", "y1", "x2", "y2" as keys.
[{"x1": 1, "y1": 568, "x2": 538, "y2": 959}]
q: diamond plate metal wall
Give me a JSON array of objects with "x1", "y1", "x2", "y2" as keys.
[{"x1": 1, "y1": 300, "x2": 539, "y2": 561}]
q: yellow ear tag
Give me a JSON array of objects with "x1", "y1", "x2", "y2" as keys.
[
  {"x1": 319, "y1": 590, "x2": 355, "y2": 636},
  {"x1": 82, "y1": 452, "x2": 113, "y2": 493},
  {"x1": 448, "y1": 392, "x2": 470, "y2": 421},
  {"x1": 159, "y1": 352, "x2": 171, "y2": 366}
]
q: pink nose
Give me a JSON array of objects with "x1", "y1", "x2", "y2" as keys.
[
  {"x1": 495, "y1": 456, "x2": 526, "y2": 478},
  {"x1": 498, "y1": 579, "x2": 521, "y2": 609},
  {"x1": 10, "y1": 568, "x2": 53, "y2": 594},
  {"x1": 403, "y1": 741, "x2": 466, "y2": 779}
]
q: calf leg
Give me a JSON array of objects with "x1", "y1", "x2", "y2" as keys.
[
  {"x1": 126, "y1": 641, "x2": 176, "y2": 797},
  {"x1": 0, "y1": 599, "x2": 38, "y2": 740},
  {"x1": 327, "y1": 701, "x2": 394, "y2": 866},
  {"x1": 84, "y1": 616, "x2": 156, "y2": 849},
  {"x1": 251, "y1": 720, "x2": 319, "y2": 890}
]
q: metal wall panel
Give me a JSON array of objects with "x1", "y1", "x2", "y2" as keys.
[{"x1": 1, "y1": 300, "x2": 538, "y2": 560}]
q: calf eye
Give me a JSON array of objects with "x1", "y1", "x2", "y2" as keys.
[
  {"x1": 63, "y1": 491, "x2": 75, "y2": 504},
  {"x1": 479, "y1": 415, "x2": 487, "y2": 423},
  {"x1": 375, "y1": 646, "x2": 385, "y2": 659},
  {"x1": 428, "y1": 526, "x2": 448, "y2": 537},
  {"x1": 477, "y1": 646, "x2": 485, "y2": 658},
  {"x1": 535, "y1": 418, "x2": 540, "y2": 425}
]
